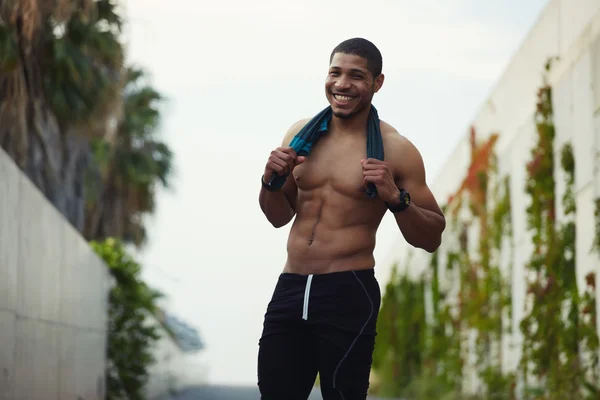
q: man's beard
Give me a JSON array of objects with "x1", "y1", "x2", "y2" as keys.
[
  {"x1": 332, "y1": 102, "x2": 367, "y2": 119},
  {"x1": 333, "y1": 110, "x2": 356, "y2": 119}
]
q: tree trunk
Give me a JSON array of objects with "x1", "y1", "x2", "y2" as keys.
[
  {"x1": 1, "y1": 95, "x2": 91, "y2": 232},
  {"x1": 0, "y1": 21, "x2": 90, "y2": 233},
  {"x1": 83, "y1": 162, "x2": 119, "y2": 242}
]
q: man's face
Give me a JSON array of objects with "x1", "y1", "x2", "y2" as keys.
[{"x1": 325, "y1": 52, "x2": 383, "y2": 119}]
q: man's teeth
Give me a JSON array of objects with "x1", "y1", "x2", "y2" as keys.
[{"x1": 334, "y1": 94, "x2": 354, "y2": 102}]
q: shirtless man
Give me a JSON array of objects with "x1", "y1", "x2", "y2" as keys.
[{"x1": 257, "y1": 38, "x2": 446, "y2": 400}]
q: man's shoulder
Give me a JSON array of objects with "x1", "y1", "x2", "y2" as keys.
[
  {"x1": 379, "y1": 120, "x2": 422, "y2": 166},
  {"x1": 282, "y1": 118, "x2": 311, "y2": 145},
  {"x1": 379, "y1": 120, "x2": 413, "y2": 149}
]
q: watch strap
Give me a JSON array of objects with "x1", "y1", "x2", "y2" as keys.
[{"x1": 261, "y1": 175, "x2": 281, "y2": 192}]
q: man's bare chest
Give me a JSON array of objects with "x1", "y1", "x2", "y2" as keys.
[{"x1": 292, "y1": 137, "x2": 368, "y2": 198}]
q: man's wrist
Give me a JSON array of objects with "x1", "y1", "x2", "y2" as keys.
[
  {"x1": 385, "y1": 189, "x2": 411, "y2": 213},
  {"x1": 262, "y1": 174, "x2": 281, "y2": 192},
  {"x1": 384, "y1": 189, "x2": 402, "y2": 207}
]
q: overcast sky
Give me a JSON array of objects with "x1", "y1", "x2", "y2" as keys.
[{"x1": 121, "y1": 0, "x2": 550, "y2": 385}]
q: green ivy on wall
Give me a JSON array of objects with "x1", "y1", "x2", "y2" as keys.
[
  {"x1": 373, "y1": 129, "x2": 514, "y2": 399},
  {"x1": 519, "y1": 61, "x2": 599, "y2": 399},
  {"x1": 594, "y1": 199, "x2": 600, "y2": 253},
  {"x1": 449, "y1": 129, "x2": 515, "y2": 399},
  {"x1": 372, "y1": 59, "x2": 600, "y2": 400},
  {"x1": 426, "y1": 249, "x2": 463, "y2": 395},
  {"x1": 372, "y1": 263, "x2": 427, "y2": 398}
]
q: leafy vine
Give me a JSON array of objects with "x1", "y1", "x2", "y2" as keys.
[
  {"x1": 373, "y1": 128, "x2": 514, "y2": 398},
  {"x1": 372, "y1": 263, "x2": 427, "y2": 398},
  {"x1": 450, "y1": 128, "x2": 514, "y2": 397},
  {"x1": 91, "y1": 238, "x2": 163, "y2": 399},
  {"x1": 518, "y1": 62, "x2": 599, "y2": 399},
  {"x1": 373, "y1": 59, "x2": 600, "y2": 400}
]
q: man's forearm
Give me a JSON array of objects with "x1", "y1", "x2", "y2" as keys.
[
  {"x1": 259, "y1": 187, "x2": 295, "y2": 228},
  {"x1": 393, "y1": 203, "x2": 445, "y2": 252}
]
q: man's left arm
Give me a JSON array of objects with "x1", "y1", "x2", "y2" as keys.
[{"x1": 362, "y1": 139, "x2": 446, "y2": 253}]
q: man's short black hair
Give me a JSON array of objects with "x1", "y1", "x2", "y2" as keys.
[{"x1": 330, "y1": 38, "x2": 383, "y2": 78}]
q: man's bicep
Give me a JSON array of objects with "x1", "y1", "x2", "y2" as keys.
[
  {"x1": 406, "y1": 180, "x2": 443, "y2": 215},
  {"x1": 396, "y1": 142, "x2": 443, "y2": 216}
]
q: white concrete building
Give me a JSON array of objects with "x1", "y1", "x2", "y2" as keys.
[
  {"x1": 0, "y1": 141, "x2": 206, "y2": 399},
  {"x1": 0, "y1": 146, "x2": 110, "y2": 399},
  {"x1": 380, "y1": 0, "x2": 600, "y2": 395}
]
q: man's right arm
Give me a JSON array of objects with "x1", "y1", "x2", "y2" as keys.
[{"x1": 258, "y1": 120, "x2": 307, "y2": 228}]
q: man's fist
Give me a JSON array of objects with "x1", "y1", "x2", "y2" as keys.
[
  {"x1": 361, "y1": 158, "x2": 399, "y2": 203},
  {"x1": 264, "y1": 147, "x2": 306, "y2": 179}
]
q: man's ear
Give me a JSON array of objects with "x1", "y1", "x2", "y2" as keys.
[{"x1": 374, "y1": 74, "x2": 385, "y2": 93}]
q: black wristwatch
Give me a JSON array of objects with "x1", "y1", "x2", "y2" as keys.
[
  {"x1": 262, "y1": 174, "x2": 283, "y2": 192},
  {"x1": 386, "y1": 189, "x2": 411, "y2": 212}
]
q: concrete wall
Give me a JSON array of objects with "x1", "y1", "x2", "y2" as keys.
[
  {"x1": 0, "y1": 147, "x2": 110, "y2": 400},
  {"x1": 380, "y1": 0, "x2": 600, "y2": 395}
]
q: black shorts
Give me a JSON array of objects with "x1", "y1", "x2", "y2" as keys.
[{"x1": 257, "y1": 268, "x2": 381, "y2": 400}]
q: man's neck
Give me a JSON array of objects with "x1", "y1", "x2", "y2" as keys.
[{"x1": 329, "y1": 105, "x2": 371, "y2": 136}]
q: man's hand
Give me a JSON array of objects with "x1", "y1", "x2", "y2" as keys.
[
  {"x1": 264, "y1": 147, "x2": 306, "y2": 181},
  {"x1": 361, "y1": 158, "x2": 400, "y2": 204}
]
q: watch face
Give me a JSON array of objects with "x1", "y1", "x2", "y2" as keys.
[{"x1": 401, "y1": 190, "x2": 410, "y2": 206}]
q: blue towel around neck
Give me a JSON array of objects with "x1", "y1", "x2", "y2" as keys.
[{"x1": 268, "y1": 104, "x2": 384, "y2": 198}]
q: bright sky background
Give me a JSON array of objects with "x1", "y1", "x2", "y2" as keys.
[{"x1": 122, "y1": 0, "x2": 550, "y2": 386}]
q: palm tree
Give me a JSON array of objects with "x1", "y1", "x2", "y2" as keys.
[
  {"x1": 2, "y1": 4, "x2": 179, "y2": 396},
  {"x1": 0, "y1": 0, "x2": 124, "y2": 231},
  {"x1": 84, "y1": 66, "x2": 173, "y2": 246}
]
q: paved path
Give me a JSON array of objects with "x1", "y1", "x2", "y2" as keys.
[{"x1": 172, "y1": 385, "x2": 393, "y2": 400}]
